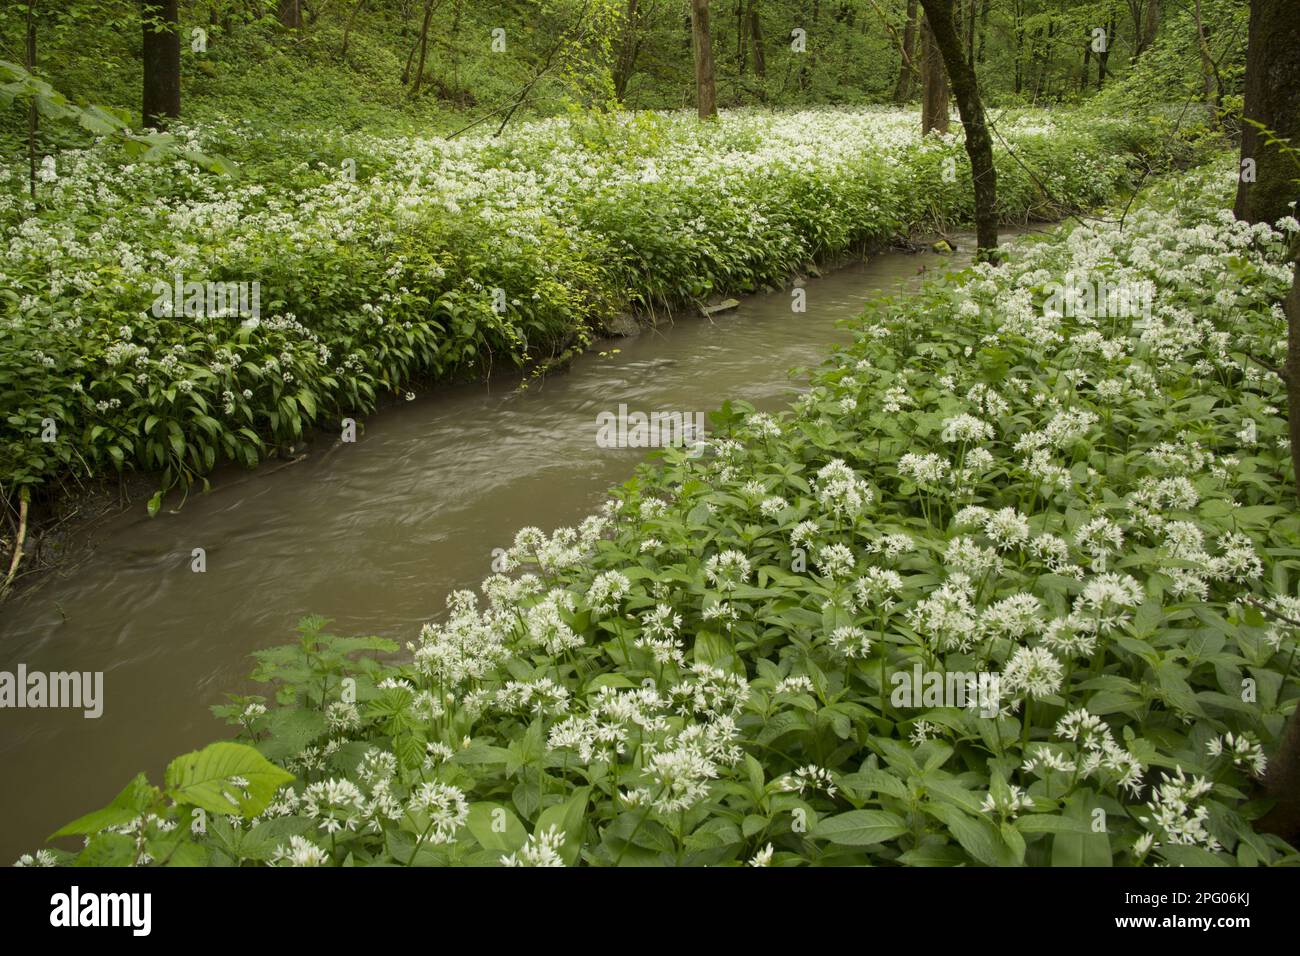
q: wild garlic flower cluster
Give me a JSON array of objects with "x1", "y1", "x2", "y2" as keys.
[{"x1": 38, "y1": 164, "x2": 1300, "y2": 868}]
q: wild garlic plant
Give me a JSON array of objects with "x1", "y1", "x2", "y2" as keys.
[
  {"x1": 27, "y1": 163, "x2": 1300, "y2": 867},
  {"x1": 2, "y1": 108, "x2": 1165, "y2": 502}
]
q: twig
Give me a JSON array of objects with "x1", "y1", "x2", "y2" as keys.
[
  {"x1": 445, "y1": 0, "x2": 594, "y2": 141},
  {"x1": 863, "y1": 0, "x2": 918, "y2": 82},
  {"x1": 1245, "y1": 596, "x2": 1300, "y2": 630},
  {"x1": 1243, "y1": 352, "x2": 1289, "y2": 384},
  {"x1": 1, "y1": 488, "x2": 30, "y2": 601}
]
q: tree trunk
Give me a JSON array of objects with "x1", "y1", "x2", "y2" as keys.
[
  {"x1": 1193, "y1": 0, "x2": 1220, "y2": 127},
  {"x1": 976, "y1": 0, "x2": 989, "y2": 63},
  {"x1": 736, "y1": 0, "x2": 747, "y2": 73},
  {"x1": 341, "y1": 0, "x2": 366, "y2": 57},
  {"x1": 919, "y1": 0, "x2": 998, "y2": 258},
  {"x1": 965, "y1": 0, "x2": 976, "y2": 66},
  {"x1": 278, "y1": 0, "x2": 302, "y2": 29},
  {"x1": 920, "y1": 14, "x2": 949, "y2": 134},
  {"x1": 690, "y1": 0, "x2": 718, "y2": 119},
  {"x1": 1012, "y1": 2, "x2": 1024, "y2": 94},
  {"x1": 614, "y1": 0, "x2": 644, "y2": 98},
  {"x1": 412, "y1": 0, "x2": 436, "y2": 96},
  {"x1": 1235, "y1": 0, "x2": 1300, "y2": 225},
  {"x1": 894, "y1": 0, "x2": 918, "y2": 103},
  {"x1": 1041, "y1": 18, "x2": 1055, "y2": 100},
  {"x1": 1097, "y1": 17, "x2": 1114, "y2": 89},
  {"x1": 1137, "y1": 0, "x2": 1160, "y2": 58},
  {"x1": 25, "y1": 2, "x2": 36, "y2": 201},
  {"x1": 142, "y1": 0, "x2": 181, "y2": 129},
  {"x1": 451, "y1": 0, "x2": 463, "y2": 90},
  {"x1": 1234, "y1": 0, "x2": 1300, "y2": 844},
  {"x1": 1080, "y1": 31, "x2": 1091, "y2": 94},
  {"x1": 749, "y1": 1, "x2": 765, "y2": 78}
]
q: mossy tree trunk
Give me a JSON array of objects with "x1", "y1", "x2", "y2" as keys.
[
  {"x1": 1235, "y1": 0, "x2": 1300, "y2": 843},
  {"x1": 919, "y1": 0, "x2": 998, "y2": 259}
]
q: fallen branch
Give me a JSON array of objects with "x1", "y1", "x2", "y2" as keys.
[{"x1": 1, "y1": 488, "x2": 30, "y2": 601}]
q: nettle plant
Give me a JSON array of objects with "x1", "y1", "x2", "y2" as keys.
[{"x1": 23, "y1": 164, "x2": 1300, "y2": 868}]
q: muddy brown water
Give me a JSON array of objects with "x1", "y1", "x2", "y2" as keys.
[{"x1": 0, "y1": 240, "x2": 989, "y2": 861}]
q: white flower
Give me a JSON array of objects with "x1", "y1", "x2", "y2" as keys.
[
  {"x1": 704, "y1": 550, "x2": 752, "y2": 592},
  {"x1": 1001, "y1": 645, "x2": 1063, "y2": 699},
  {"x1": 813, "y1": 459, "x2": 874, "y2": 516},
  {"x1": 270, "y1": 835, "x2": 329, "y2": 867},
  {"x1": 406, "y1": 782, "x2": 469, "y2": 844},
  {"x1": 501, "y1": 826, "x2": 566, "y2": 867},
  {"x1": 940, "y1": 413, "x2": 993, "y2": 443}
]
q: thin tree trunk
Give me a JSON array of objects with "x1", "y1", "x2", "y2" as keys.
[
  {"x1": 1097, "y1": 17, "x2": 1113, "y2": 89},
  {"x1": 412, "y1": 0, "x2": 437, "y2": 96},
  {"x1": 1136, "y1": 0, "x2": 1160, "y2": 58},
  {"x1": 965, "y1": 0, "x2": 976, "y2": 66},
  {"x1": 25, "y1": 2, "x2": 36, "y2": 201},
  {"x1": 894, "y1": 0, "x2": 919, "y2": 102},
  {"x1": 1029, "y1": 24, "x2": 1044, "y2": 101},
  {"x1": 278, "y1": 0, "x2": 302, "y2": 28},
  {"x1": 736, "y1": 0, "x2": 746, "y2": 73},
  {"x1": 919, "y1": 0, "x2": 997, "y2": 258},
  {"x1": 341, "y1": 0, "x2": 366, "y2": 56},
  {"x1": 976, "y1": 0, "x2": 989, "y2": 63},
  {"x1": 920, "y1": 14, "x2": 948, "y2": 133},
  {"x1": 1041, "y1": 18, "x2": 1055, "y2": 99},
  {"x1": 142, "y1": 0, "x2": 181, "y2": 129},
  {"x1": 690, "y1": 0, "x2": 718, "y2": 119},
  {"x1": 1193, "y1": 0, "x2": 1219, "y2": 127},
  {"x1": 749, "y1": 1, "x2": 765, "y2": 78},
  {"x1": 614, "y1": 0, "x2": 644, "y2": 98},
  {"x1": 1080, "y1": 32, "x2": 1091, "y2": 94},
  {"x1": 1012, "y1": 2, "x2": 1023, "y2": 94},
  {"x1": 451, "y1": 0, "x2": 463, "y2": 91}
]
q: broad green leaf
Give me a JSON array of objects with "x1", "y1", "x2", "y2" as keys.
[
  {"x1": 165, "y1": 742, "x2": 294, "y2": 818},
  {"x1": 814, "y1": 810, "x2": 908, "y2": 846}
]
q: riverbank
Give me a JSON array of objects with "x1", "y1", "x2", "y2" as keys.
[
  {"x1": 24, "y1": 162, "x2": 1300, "y2": 867},
  {"x1": 0, "y1": 223, "x2": 993, "y2": 602},
  {"x1": 0, "y1": 238, "x2": 980, "y2": 863},
  {"x1": 0, "y1": 108, "x2": 1189, "y2": 545}
]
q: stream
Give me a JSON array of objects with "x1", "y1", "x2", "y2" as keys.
[{"x1": 0, "y1": 240, "x2": 983, "y2": 861}]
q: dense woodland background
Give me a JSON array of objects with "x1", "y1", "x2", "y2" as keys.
[{"x1": 0, "y1": 1, "x2": 1250, "y2": 141}]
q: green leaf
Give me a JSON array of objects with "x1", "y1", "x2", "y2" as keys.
[
  {"x1": 165, "y1": 742, "x2": 294, "y2": 818},
  {"x1": 465, "y1": 802, "x2": 528, "y2": 854},
  {"x1": 1050, "y1": 793, "x2": 1112, "y2": 867},
  {"x1": 533, "y1": 786, "x2": 590, "y2": 865},
  {"x1": 51, "y1": 772, "x2": 158, "y2": 838},
  {"x1": 74, "y1": 832, "x2": 136, "y2": 867},
  {"x1": 1016, "y1": 814, "x2": 1090, "y2": 834},
  {"x1": 813, "y1": 810, "x2": 909, "y2": 846}
]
